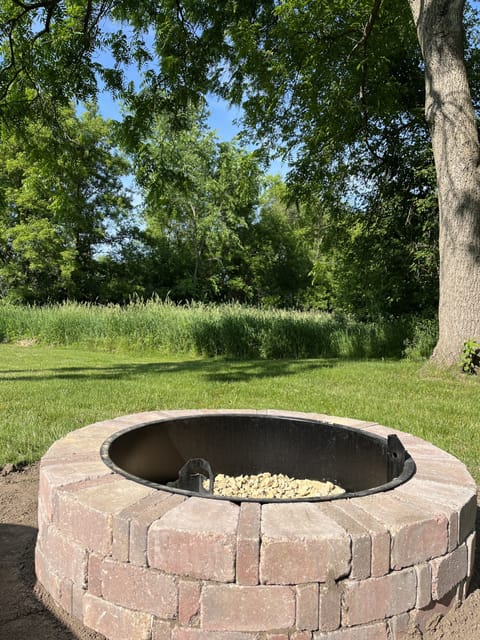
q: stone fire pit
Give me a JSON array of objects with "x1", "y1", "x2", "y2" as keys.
[{"x1": 36, "y1": 410, "x2": 477, "y2": 640}]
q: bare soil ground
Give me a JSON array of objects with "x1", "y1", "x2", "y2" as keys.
[{"x1": 0, "y1": 464, "x2": 479, "y2": 640}]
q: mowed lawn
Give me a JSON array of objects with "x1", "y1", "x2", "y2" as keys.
[{"x1": 1, "y1": 343, "x2": 479, "y2": 484}]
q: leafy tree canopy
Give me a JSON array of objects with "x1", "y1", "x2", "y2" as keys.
[{"x1": 0, "y1": 102, "x2": 133, "y2": 301}]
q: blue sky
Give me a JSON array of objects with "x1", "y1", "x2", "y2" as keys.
[
  {"x1": 92, "y1": 28, "x2": 286, "y2": 176},
  {"x1": 97, "y1": 88, "x2": 286, "y2": 174}
]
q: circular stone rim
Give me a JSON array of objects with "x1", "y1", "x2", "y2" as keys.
[{"x1": 99, "y1": 413, "x2": 417, "y2": 503}]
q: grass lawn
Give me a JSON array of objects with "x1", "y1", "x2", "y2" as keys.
[{"x1": 1, "y1": 343, "x2": 479, "y2": 484}]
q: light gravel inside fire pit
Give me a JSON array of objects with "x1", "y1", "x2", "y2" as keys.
[{"x1": 204, "y1": 471, "x2": 345, "y2": 499}]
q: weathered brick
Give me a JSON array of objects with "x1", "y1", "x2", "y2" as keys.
[
  {"x1": 387, "y1": 612, "x2": 411, "y2": 640},
  {"x1": 38, "y1": 458, "x2": 112, "y2": 520},
  {"x1": 152, "y1": 619, "x2": 172, "y2": 640},
  {"x1": 58, "y1": 577, "x2": 74, "y2": 615},
  {"x1": 112, "y1": 411, "x2": 174, "y2": 426},
  {"x1": 318, "y1": 580, "x2": 341, "y2": 632},
  {"x1": 260, "y1": 503, "x2": 350, "y2": 584},
  {"x1": 72, "y1": 583, "x2": 85, "y2": 621},
  {"x1": 201, "y1": 584, "x2": 295, "y2": 631},
  {"x1": 333, "y1": 500, "x2": 390, "y2": 577},
  {"x1": 412, "y1": 452, "x2": 476, "y2": 489},
  {"x1": 320, "y1": 416, "x2": 379, "y2": 429},
  {"x1": 360, "y1": 424, "x2": 403, "y2": 438},
  {"x1": 393, "y1": 484, "x2": 459, "y2": 552},
  {"x1": 265, "y1": 635, "x2": 288, "y2": 640},
  {"x1": 415, "y1": 563, "x2": 432, "y2": 609},
  {"x1": 39, "y1": 525, "x2": 88, "y2": 588},
  {"x1": 55, "y1": 476, "x2": 154, "y2": 554},
  {"x1": 352, "y1": 493, "x2": 448, "y2": 569},
  {"x1": 291, "y1": 633, "x2": 313, "y2": 640},
  {"x1": 101, "y1": 558, "x2": 177, "y2": 618},
  {"x1": 112, "y1": 511, "x2": 130, "y2": 562},
  {"x1": 394, "y1": 478, "x2": 476, "y2": 549},
  {"x1": 83, "y1": 593, "x2": 153, "y2": 640},
  {"x1": 296, "y1": 583, "x2": 319, "y2": 631},
  {"x1": 431, "y1": 544, "x2": 468, "y2": 600},
  {"x1": 179, "y1": 580, "x2": 201, "y2": 625},
  {"x1": 114, "y1": 491, "x2": 185, "y2": 565},
  {"x1": 40, "y1": 419, "x2": 124, "y2": 463},
  {"x1": 236, "y1": 502, "x2": 260, "y2": 585},
  {"x1": 172, "y1": 630, "x2": 254, "y2": 640},
  {"x1": 35, "y1": 546, "x2": 62, "y2": 605},
  {"x1": 342, "y1": 568, "x2": 416, "y2": 626},
  {"x1": 313, "y1": 621, "x2": 388, "y2": 639},
  {"x1": 87, "y1": 552, "x2": 103, "y2": 596},
  {"x1": 148, "y1": 497, "x2": 239, "y2": 582},
  {"x1": 320, "y1": 503, "x2": 372, "y2": 579}
]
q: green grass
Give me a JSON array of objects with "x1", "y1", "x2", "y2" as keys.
[{"x1": 0, "y1": 344, "x2": 478, "y2": 484}]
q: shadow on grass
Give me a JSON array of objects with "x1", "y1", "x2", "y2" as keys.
[{"x1": 0, "y1": 358, "x2": 337, "y2": 383}]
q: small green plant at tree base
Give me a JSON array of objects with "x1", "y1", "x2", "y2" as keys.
[{"x1": 461, "y1": 339, "x2": 480, "y2": 374}]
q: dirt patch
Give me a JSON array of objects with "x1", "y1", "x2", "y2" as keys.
[{"x1": 0, "y1": 464, "x2": 478, "y2": 640}]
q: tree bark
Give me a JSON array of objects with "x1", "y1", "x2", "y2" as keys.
[{"x1": 408, "y1": 0, "x2": 480, "y2": 364}]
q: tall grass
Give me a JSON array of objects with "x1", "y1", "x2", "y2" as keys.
[{"x1": 0, "y1": 300, "x2": 435, "y2": 359}]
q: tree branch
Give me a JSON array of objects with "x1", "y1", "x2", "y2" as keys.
[
  {"x1": 348, "y1": 0, "x2": 384, "y2": 162},
  {"x1": 349, "y1": 0, "x2": 383, "y2": 60}
]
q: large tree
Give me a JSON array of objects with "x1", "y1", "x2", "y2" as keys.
[
  {"x1": 407, "y1": 0, "x2": 480, "y2": 361},
  {"x1": 0, "y1": 103, "x2": 133, "y2": 301},
  {"x1": 133, "y1": 106, "x2": 261, "y2": 301},
  {"x1": 1, "y1": 0, "x2": 480, "y2": 362}
]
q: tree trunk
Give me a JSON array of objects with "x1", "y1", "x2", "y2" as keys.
[{"x1": 408, "y1": 0, "x2": 480, "y2": 365}]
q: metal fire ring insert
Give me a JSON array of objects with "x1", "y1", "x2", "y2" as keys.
[{"x1": 100, "y1": 413, "x2": 416, "y2": 503}]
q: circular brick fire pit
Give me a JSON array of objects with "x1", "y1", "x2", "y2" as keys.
[{"x1": 36, "y1": 410, "x2": 477, "y2": 640}]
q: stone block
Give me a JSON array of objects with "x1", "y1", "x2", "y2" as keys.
[
  {"x1": 313, "y1": 621, "x2": 388, "y2": 639},
  {"x1": 342, "y1": 568, "x2": 416, "y2": 626},
  {"x1": 236, "y1": 502, "x2": 261, "y2": 585},
  {"x1": 296, "y1": 583, "x2": 319, "y2": 631},
  {"x1": 87, "y1": 552, "x2": 103, "y2": 597},
  {"x1": 35, "y1": 546, "x2": 62, "y2": 605},
  {"x1": 318, "y1": 580, "x2": 341, "y2": 632},
  {"x1": 260, "y1": 503, "x2": 350, "y2": 584},
  {"x1": 83, "y1": 593, "x2": 152, "y2": 640},
  {"x1": 333, "y1": 500, "x2": 390, "y2": 577},
  {"x1": 148, "y1": 497, "x2": 239, "y2": 582},
  {"x1": 172, "y1": 631, "x2": 254, "y2": 640},
  {"x1": 179, "y1": 579, "x2": 201, "y2": 625},
  {"x1": 320, "y1": 503, "x2": 372, "y2": 579},
  {"x1": 55, "y1": 475, "x2": 153, "y2": 554},
  {"x1": 72, "y1": 582, "x2": 85, "y2": 621},
  {"x1": 201, "y1": 584, "x2": 295, "y2": 631},
  {"x1": 431, "y1": 543, "x2": 468, "y2": 600},
  {"x1": 101, "y1": 558, "x2": 177, "y2": 618},
  {"x1": 116, "y1": 491, "x2": 186, "y2": 566},
  {"x1": 415, "y1": 563, "x2": 432, "y2": 609},
  {"x1": 39, "y1": 525, "x2": 88, "y2": 588},
  {"x1": 152, "y1": 619, "x2": 172, "y2": 640},
  {"x1": 394, "y1": 478, "x2": 476, "y2": 549},
  {"x1": 387, "y1": 612, "x2": 411, "y2": 640},
  {"x1": 352, "y1": 494, "x2": 448, "y2": 569},
  {"x1": 38, "y1": 459, "x2": 111, "y2": 519}
]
